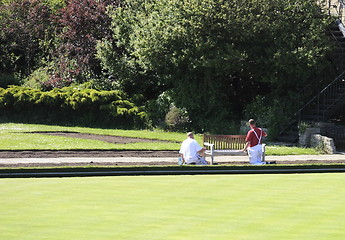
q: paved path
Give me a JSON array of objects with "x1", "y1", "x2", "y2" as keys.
[{"x1": 1, "y1": 153, "x2": 345, "y2": 165}]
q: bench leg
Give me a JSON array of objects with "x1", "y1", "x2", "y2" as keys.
[{"x1": 211, "y1": 155, "x2": 214, "y2": 165}]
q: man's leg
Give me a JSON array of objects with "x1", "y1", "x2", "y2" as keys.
[{"x1": 196, "y1": 155, "x2": 208, "y2": 165}]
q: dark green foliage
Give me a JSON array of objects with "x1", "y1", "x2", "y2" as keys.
[
  {"x1": 0, "y1": 86, "x2": 147, "y2": 128},
  {"x1": 165, "y1": 106, "x2": 190, "y2": 132},
  {"x1": 49, "y1": 0, "x2": 119, "y2": 88},
  {"x1": 143, "y1": 91, "x2": 173, "y2": 129},
  {"x1": 0, "y1": 0, "x2": 55, "y2": 78},
  {"x1": 0, "y1": 0, "x2": 118, "y2": 89},
  {"x1": 0, "y1": 0, "x2": 335, "y2": 133},
  {"x1": 244, "y1": 96, "x2": 296, "y2": 139},
  {"x1": 98, "y1": 0, "x2": 332, "y2": 133},
  {"x1": 0, "y1": 74, "x2": 20, "y2": 87}
]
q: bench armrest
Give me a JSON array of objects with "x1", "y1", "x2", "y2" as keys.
[{"x1": 204, "y1": 142, "x2": 214, "y2": 154}]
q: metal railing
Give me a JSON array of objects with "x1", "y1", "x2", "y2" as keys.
[
  {"x1": 277, "y1": 69, "x2": 345, "y2": 139},
  {"x1": 298, "y1": 70, "x2": 345, "y2": 122},
  {"x1": 277, "y1": 1, "x2": 345, "y2": 141},
  {"x1": 296, "y1": 0, "x2": 345, "y2": 116}
]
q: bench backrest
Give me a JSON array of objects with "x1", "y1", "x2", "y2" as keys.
[{"x1": 203, "y1": 135, "x2": 247, "y2": 150}]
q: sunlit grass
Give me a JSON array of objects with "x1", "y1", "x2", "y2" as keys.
[
  {"x1": 0, "y1": 123, "x2": 319, "y2": 154},
  {"x1": 266, "y1": 145, "x2": 319, "y2": 155},
  {"x1": 1, "y1": 174, "x2": 345, "y2": 240},
  {"x1": 0, "y1": 123, "x2": 189, "y2": 150},
  {"x1": 0, "y1": 123, "x2": 191, "y2": 142}
]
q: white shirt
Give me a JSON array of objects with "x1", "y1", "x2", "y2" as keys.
[{"x1": 179, "y1": 137, "x2": 202, "y2": 164}]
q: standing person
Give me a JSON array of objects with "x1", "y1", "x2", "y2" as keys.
[
  {"x1": 179, "y1": 132, "x2": 207, "y2": 165},
  {"x1": 243, "y1": 119, "x2": 275, "y2": 165}
]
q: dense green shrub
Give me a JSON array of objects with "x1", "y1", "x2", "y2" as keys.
[
  {"x1": 0, "y1": 73, "x2": 20, "y2": 88},
  {"x1": 0, "y1": 86, "x2": 147, "y2": 128},
  {"x1": 244, "y1": 96, "x2": 296, "y2": 139},
  {"x1": 165, "y1": 106, "x2": 190, "y2": 132},
  {"x1": 144, "y1": 91, "x2": 173, "y2": 129}
]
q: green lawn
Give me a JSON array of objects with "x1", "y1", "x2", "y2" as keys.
[
  {"x1": 1, "y1": 173, "x2": 345, "y2": 240},
  {"x1": 0, "y1": 123, "x2": 319, "y2": 154},
  {"x1": 0, "y1": 123, "x2": 185, "y2": 150},
  {"x1": 266, "y1": 145, "x2": 319, "y2": 155}
]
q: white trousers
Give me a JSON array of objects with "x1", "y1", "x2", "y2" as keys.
[
  {"x1": 248, "y1": 144, "x2": 265, "y2": 165},
  {"x1": 185, "y1": 155, "x2": 208, "y2": 165}
]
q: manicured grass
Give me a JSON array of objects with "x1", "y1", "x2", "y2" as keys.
[
  {"x1": 1, "y1": 173, "x2": 345, "y2": 240},
  {"x1": 0, "y1": 123, "x2": 185, "y2": 150},
  {"x1": 0, "y1": 123, "x2": 319, "y2": 154},
  {"x1": 266, "y1": 145, "x2": 319, "y2": 155},
  {"x1": 0, "y1": 123, "x2": 190, "y2": 142},
  {"x1": 0, "y1": 132, "x2": 181, "y2": 150}
]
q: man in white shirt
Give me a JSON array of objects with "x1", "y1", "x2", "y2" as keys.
[{"x1": 179, "y1": 132, "x2": 207, "y2": 165}]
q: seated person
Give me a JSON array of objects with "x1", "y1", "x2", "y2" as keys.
[{"x1": 179, "y1": 132, "x2": 207, "y2": 165}]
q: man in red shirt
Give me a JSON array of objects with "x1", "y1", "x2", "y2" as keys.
[{"x1": 243, "y1": 119, "x2": 275, "y2": 165}]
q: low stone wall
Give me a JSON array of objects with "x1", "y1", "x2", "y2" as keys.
[
  {"x1": 298, "y1": 125, "x2": 339, "y2": 153},
  {"x1": 310, "y1": 134, "x2": 336, "y2": 154},
  {"x1": 299, "y1": 127, "x2": 320, "y2": 146}
]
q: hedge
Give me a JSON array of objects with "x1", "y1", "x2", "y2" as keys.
[{"x1": 0, "y1": 86, "x2": 147, "y2": 128}]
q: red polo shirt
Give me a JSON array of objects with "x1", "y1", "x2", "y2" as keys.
[{"x1": 245, "y1": 127, "x2": 267, "y2": 147}]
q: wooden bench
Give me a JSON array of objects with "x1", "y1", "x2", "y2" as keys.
[{"x1": 203, "y1": 134, "x2": 266, "y2": 165}]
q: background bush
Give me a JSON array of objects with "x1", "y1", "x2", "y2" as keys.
[
  {"x1": 165, "y1": 106, "x2": 190, "y2": 132},
  {"x1": 0, "y1": 86, "x2": 147, "y2": 128},
  {"x1": 244, "y1": 96, "x2": 296, "y2": 139},
  {"x1": 0, "y1": 73, "x2": 20, "y2": 88}
]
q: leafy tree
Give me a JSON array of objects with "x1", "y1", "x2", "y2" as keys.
[
  {"x1": 50, "y1": 0, "x2": 120, "y2": 88},
  {"x1": 98, "y1": 0, "x2": 332, "y2": 133},
  {"x1": 0, "y1": 0, "x2": 55, "y2": 78},
  {"x1": 0, "y1": 0, "x2": 118, "y2": 90}
]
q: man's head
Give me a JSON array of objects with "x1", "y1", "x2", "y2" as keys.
[
  {"x1": 187, "y1": 132, "x2": 194, "y2": 139},
  {"x1": 248, "y1": 119, "x2": 256, "y2": 127}
]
